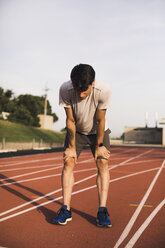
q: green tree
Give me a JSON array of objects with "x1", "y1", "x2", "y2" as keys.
[
  {"x1": 0, "y1": 87, "x2": 58, "y2": 127},
  {"x1": 52, "y1": 113, "x2": 58, "y2": 122},
  {"x1": 0, "y1": 87, "x2": 14, "y2": 113},
  {"x1": 8, "y1": 105, "x2": 35, "y2": 126}
]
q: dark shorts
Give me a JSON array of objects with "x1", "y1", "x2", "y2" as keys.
[{"x1": 64, "y1": 129, "x2": 111, "y2": 158}]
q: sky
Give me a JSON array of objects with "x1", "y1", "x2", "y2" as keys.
[{"x1": 0, "y1": 0, "x2": 165, "y2": 137}]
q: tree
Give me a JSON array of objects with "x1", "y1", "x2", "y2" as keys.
[
  {"x1": 0, "y1": 87, "x2": 59, "y2": 127},
  {"x1": 0, "y1": 87, "x2": 14, "y2": 113},
  {"x1": 8, "y1": 105, "x2": 35, "y2": 126},
  {"x1": 52, "y1": 113, "x2": 59, "y2": 122}
]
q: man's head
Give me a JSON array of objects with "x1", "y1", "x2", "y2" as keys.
[{"x1": 70, "y1": 64, "x2": 95, "y2": 96}]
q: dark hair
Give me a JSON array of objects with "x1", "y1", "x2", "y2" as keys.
[{"x1": 70, "y1": 64, "x2": 95, "y2": 92}]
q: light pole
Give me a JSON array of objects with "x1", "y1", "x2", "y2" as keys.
[
  {"x1": 43, "y1": 86, "x2": 49, "y2": 128},
  {"x1": 145, "y1": 112, "x2": 148, "y2": 128}
]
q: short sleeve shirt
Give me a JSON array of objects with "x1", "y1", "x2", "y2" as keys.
[{"x1": 59, "y1": 79, "x2": 111, "y2": 135}]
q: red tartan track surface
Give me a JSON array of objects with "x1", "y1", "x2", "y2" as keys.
[{"x1": 0, "y1": 147, "x2": 165, "y2": 248}]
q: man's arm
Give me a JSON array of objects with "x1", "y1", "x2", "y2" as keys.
[
  {"x1": 95, "y1": 109, "x2": 110, "y2": 160},
  {"x1": 63, "y1": 107, "x2": 77, "y2": 162},
  {"x1": 65, "y1": 107, "x2": 76, "y2": 148},
  {"x1": 96, "y1": 109, "x2": 106, "y2": 145}
]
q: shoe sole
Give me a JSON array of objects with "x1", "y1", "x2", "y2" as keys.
[
  {"x1": 52, "y1": 217, "x2": 72, "y2": 225},
  {"x1": 96, "y1": 219, "x2": 112, "y2": 228}
]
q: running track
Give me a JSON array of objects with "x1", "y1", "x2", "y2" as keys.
[{"x1": 0, "y1": 147, "x2": 164, "y2": 248}]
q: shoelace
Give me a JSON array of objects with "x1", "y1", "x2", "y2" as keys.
[
  {"x1": 58, "y1": 208, "x2": 66, "y2": 216},
  {"x1": 99, "y1": 209, "x2": 109, "y2": 220}
]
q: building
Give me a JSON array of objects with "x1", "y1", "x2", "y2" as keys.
[
  {"x1": 124, "y1": 126, "x2": 165, "y2": 145},
  {"x1": 38, "y1": 114, "x2": 53, "y2": 130}
]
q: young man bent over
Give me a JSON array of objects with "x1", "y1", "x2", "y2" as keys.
[{"x1": 52, "y1": 64, "x2": 112, "y2": 227}]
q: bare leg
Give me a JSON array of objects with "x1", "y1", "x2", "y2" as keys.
[
  {"x1": 62, "y1": 158, "x2": 75, "y2": 210},
  {"x1": 96, "y1": 158, "x2": 110, "y2": 207}
]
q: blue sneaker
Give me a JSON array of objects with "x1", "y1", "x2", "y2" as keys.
[
  {"x1": 96, "y1": 207, "x2": 112, "y2": 227},
  {"x1": 52, "y1": 205, "x2": 72, "y2": 225}
]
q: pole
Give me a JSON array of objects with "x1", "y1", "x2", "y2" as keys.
[
  {"x1": 43, "y1": 86, "x2": 49, "y2": 129},
  {"x1": 44, "y1": 93, "x2": 47, "y2": 116},
  {"x1": 155, "y1": 112, "x2": 158, "y2": 128},
  {"x1": 145, "y1": 112, "x2": 148, "y2": 128}
]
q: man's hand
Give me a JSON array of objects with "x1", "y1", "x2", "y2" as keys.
[
  {"x1": 63, "y1": 148, "x2": 77, "y2": 163},
  {"x1": 95, "y1": 146, "x2": 110, "y2": 160}
]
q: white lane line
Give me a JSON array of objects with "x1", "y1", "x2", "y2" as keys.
[
  {"x1": 0, "y1": 148, "x2": 136, "y2": 167},
  {"x1": 0, "y1": 149, "x2": 153, "y2": 221},
  {"x1": 0, "y1": 149, "x2": 151, "y2": 186},
  {"x1": 0, "y1": 151, "x2": 63, "y2": 161},
  {"x1": 0, "y1": 156, "x2": 62, "y2": 167},
  {"x1": 0, "y1": 172, "x2": 98, "y2": 218},
  {"x1": 0, "y1": 152, "x2": 91, "y2": 167},
  {"x1": 0, "y1": 158, "x2": 93, "y2": 173},
  {"x1": 108, "y1": 149, "x2": 153, "y2": 171},
  {"x1": 0, "y1": 154, "x2": 140, "y2": 171},
  {"x1": 0, "y1": 165, "x2": 159, "y2": 222},
  {"x1": 125, "y1": 198, "x2": 165, "y2": 248},
  {"x1": 1, "y1": 156, "x2": 160, "y2": 187},
  {"x1": 111, "y1": 148, "x2": 137, "y2": 156},
  {"x1": 0, "y1": 165, "x2": 63, "y2": 181},
  {"x1": 122, "y1": 158, "x2": 162, "y2": 166},
  {"x1": 77, "y1": 158, "x2": 94, "y2": 164},
  {"x1": 6, "y1": 157, "x2": 93, "y2": 172},
  {"x1": 0, "y1": 147, "x2": 142, "y2": 174},
  {"x1": 113, "y1": 159, "x2": 165, "y2": 248},
  {"x1": 0, "y1": 158, "x2": 94, "y2": 182},
  {"x1": 0, "y1": 150, "x2": 152, "y2": 213},
  {"x1": 0, "y1": 163, "x2": 62, "y2": 172},
  {"x1": 1, "y1": 164, "x2": 160, "y2": 187},
  {"x1": 0, "y1": 167, "x2": 97, "y2": 187},
  {"x1": 111, "y1": 167, "x2": 160, "y2": 183}
]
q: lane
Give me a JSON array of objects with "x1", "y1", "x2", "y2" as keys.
[
  {"x1": 1, "y1": 157, "x2": 161, "y2": 187},
  {"x1": 0, "y1": 152, "x2": 63, "y2": 165},
  {"x1": 125, "y1": 198, "x2": 165, "y2": 248},
  {"x1": 0, "y1": 147, "x2": 137, "y2": 166},
  {"x1": 0, "y1": 149, "x2": 154, "y2": 222},
  {"x1": 0, "y1": 147, "x2": 165, "y2": 248},
  {"x1": 0, "y1": 165, "x2": 161, "y2": 223},
  {"x1": 0, "y1": 148, "x2": 157, "y2": 219},
  {"x1": 1, "y1": 165, "x2": 163, "y2": 248},
  {"x1": 113, "y1": 160, "x2": 165, "y2": 248},
  {"x1": 0, "y1": 151, "x2": 91, "y2": 168},
  {"x1": 0, "y1": 157, "x2": 95, "y2": 181}
]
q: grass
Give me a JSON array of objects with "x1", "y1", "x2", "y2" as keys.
[{"x1": 0, "y1": 120, "x2": 66, "y2": 143}]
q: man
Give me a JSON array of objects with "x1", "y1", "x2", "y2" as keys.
[{"x1": 52, "y1": 64, "x2": 112, "y2": 227}]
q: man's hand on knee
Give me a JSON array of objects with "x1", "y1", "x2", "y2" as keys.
[
  {"x1": 95, "y1": 146, "x2": 110, "y2": 161},
  {"x1": 63, "y1": 148, "x2": 77, "y2": 163}
]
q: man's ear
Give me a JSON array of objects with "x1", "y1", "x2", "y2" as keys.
[{"x1": 92, "y1": 80, "x2": 95, "y2": 86}]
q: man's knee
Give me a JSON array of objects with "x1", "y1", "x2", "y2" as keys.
[
  {"x1": 63, "y1": 158, "x2": 75, "y2": 171},
  {"x1": 97, "y1": 158, "x2": 109, "y2": 172}
]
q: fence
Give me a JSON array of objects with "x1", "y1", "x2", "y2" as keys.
[{"x1": 0, "y1": 138, "x2": 64, "y2": 151}]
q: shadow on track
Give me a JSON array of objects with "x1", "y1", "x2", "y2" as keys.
[
  {"x1": 0, "y1": 174, "x2": 96, "y2": 226},
  {"x1": 40, "y1": 201, "x2": 96, "y2": 227}
]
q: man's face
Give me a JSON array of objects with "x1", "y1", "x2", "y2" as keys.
[{"x1": 77, "y1": 81, "x2": 94, "y2": 99}]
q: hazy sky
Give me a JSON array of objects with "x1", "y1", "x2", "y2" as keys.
[{"x1": 0, "y1": 0, "x2": 165, "y2": 137}]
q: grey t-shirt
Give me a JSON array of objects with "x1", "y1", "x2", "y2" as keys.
[{"x1": 59, "y1": 79, "x2": 111, "y2": 135}]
